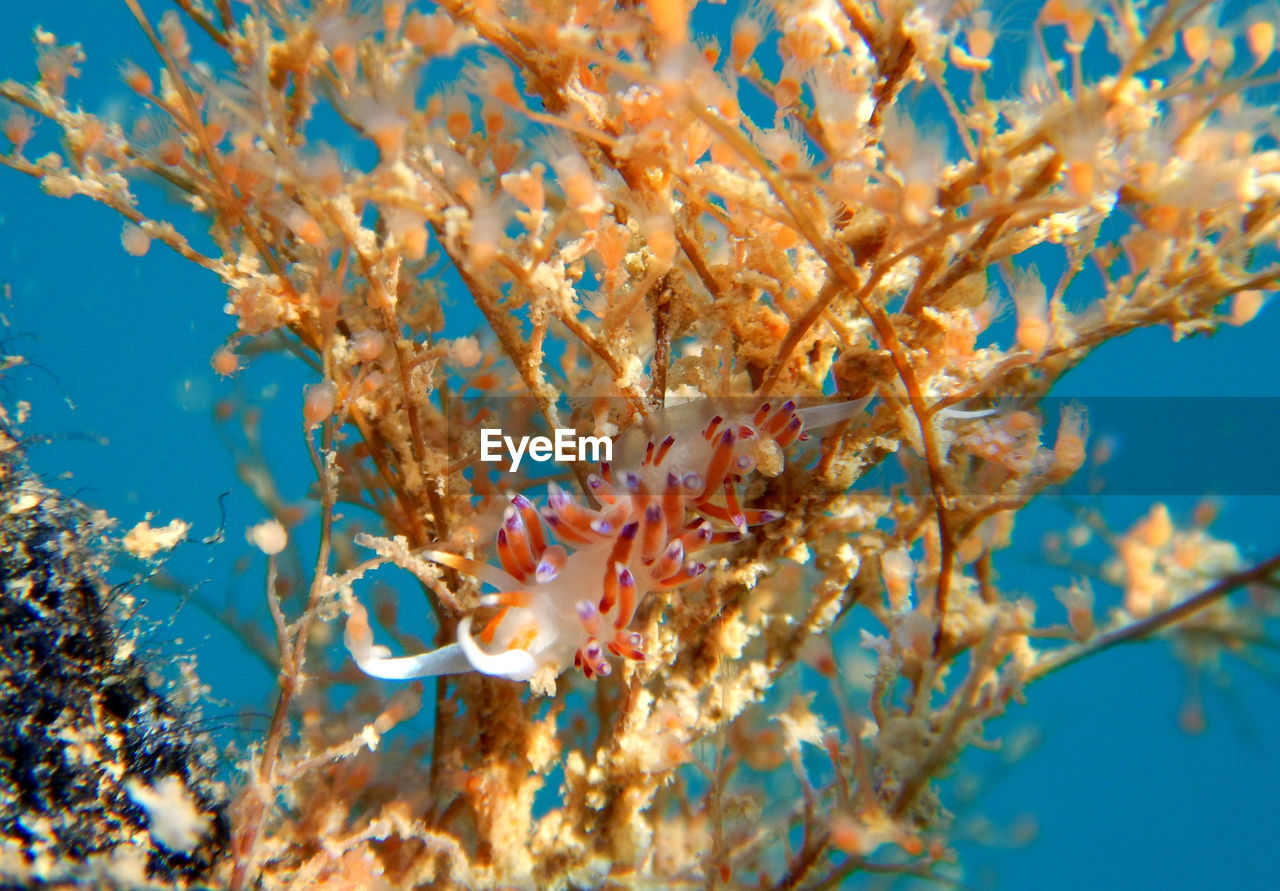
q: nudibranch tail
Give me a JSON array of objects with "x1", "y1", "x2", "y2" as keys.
[
  {"x1": 344, "y1": 398, "x2": 869, "y2": 688},
  {"x1": 344, "y1": 601, "x2": 473, "y2": 679}
]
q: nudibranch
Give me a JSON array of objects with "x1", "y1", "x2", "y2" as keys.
[{"x1": 344, "y1": 398, "x2": 867, "y2": 686}]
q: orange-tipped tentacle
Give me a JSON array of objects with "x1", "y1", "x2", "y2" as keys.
[
  {"x1": 577, "y1": 637, "x2": 610, "y2": 678},
  {"x1": 612, "y1": 565, "x2": 638, "y2": 629},
  {"x1": 774, "y1": 414, "x2": 804, "y2": 447},
  {"x1": 652, "y1": 434, "x2": 676, "y2": 466},
  {"x1": 700, "y1": 428, "x2": 737, "y2": 498},
  {"x1": 501, "y1": 510, "x2": 539, "y2": 577},
  {"x1": 575, "y1": 598, "x2": 603, "y2": 636},
  {"x1": 542, "y1": 511, "x2": 595, "y2": 545},
  {"x1": 723, "y1": 479, "x2": 747, "y2": 531},
  {"x1": 650, "y1": 538, "x2": 685, "y2": 581},
  {"x1": 695, "y1": 497, "x2": 784, "y2": 529},
  {"x1": 677, "y1": 521, "x2": 715, "y2": 556},
  {"x1": 546, "y1": 481, "x2": 619, "y2": 541},
  {"x1": 606, "y1": 629, "x2": 646, "y2": 661},
  {"x1": 763, "y1": 399, "x2": 797, "y2": 436},
  {"x1": 510, "y1": 493, "x2": 546, "y2": 555},
  {"x1": 639, "y1": 502, "x2": 668, "y2": 563},
  {"x1": 586, "y1": 472, "x2": 619, "y2": 505},
  {"x1": 600, "y1": 560, "x2": 621, "y2": 615},
  {"x1": 496, "y1": 528, "x2": 531, "y2": 582},
  {"x1": 656, "y1": 559, "x2": 707, "y2": 588},
  {"x1": 535, "y1": 543, "x2": 568, "y2": 582},
  {"x1": 702, "y1": 414, "x2": 724, "y2": 441},
  {"x1": 606, "y1": 520, "x2": 640, "y2": 573},
  {"x1": 660, "y1": 472, "x2": 685, "y2": 535}
]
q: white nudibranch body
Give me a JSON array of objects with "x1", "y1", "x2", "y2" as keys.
[{"x1": 344, "y1": 398, "x2": 869, "y2": 686}]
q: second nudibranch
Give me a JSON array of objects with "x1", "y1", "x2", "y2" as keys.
[{"x1": 345, "y1": 399, "x2": 863, "y2": 686}]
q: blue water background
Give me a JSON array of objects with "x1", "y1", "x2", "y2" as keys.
[{"x1": 2, "y1": 2, "x2": 1278, "y2": 887}]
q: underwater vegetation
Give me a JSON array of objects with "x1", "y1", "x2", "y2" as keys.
[
  {"x1": 0, "y1": 414, "x2": 227, "y2": 888},
  {"x1": 2, "y1": 0, "x2": 1280, "y2": 887}
]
